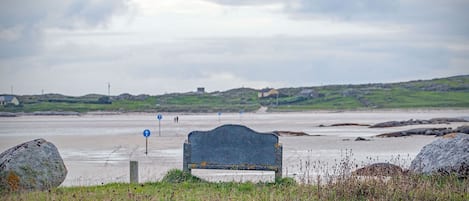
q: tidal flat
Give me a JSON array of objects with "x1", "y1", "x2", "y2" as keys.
[{"x1": 0, "y1": 109, "x2": 467, "y2": 186}]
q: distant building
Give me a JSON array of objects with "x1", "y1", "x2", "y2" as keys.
[
  {"x1": 298, "y1": 89, "x2": 317, "y2": 98},
  {"x1": 197, "y1": 87, "x2": 205, "y2": 94},
  {"x1": 258, "y1": 88, "x2": 279, "y2": 98},
  {"x1": 0, "y1": 95, "x2": 20, "y2": 106}
]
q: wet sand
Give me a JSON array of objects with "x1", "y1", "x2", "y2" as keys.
[{"x1": 0, "y1": 109, "x2": 467, "y2": 186}]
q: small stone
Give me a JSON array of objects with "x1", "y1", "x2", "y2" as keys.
[{"x1": 354, "y1": 137, "x2": 369, "y2": 141}]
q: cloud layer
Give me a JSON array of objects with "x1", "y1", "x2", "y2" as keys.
[
  {"x1": 0, "y1": 0, "x2": 468, "y2": 95},
  {"x1": 0, "y1": 0, "x2": 128, "y2": 58}
]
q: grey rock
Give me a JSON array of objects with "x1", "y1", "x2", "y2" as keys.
[
  {"x1": 352, "y1": 163, "x2": 404, "y2": 176},
  {"x1": 370, "y1": 118, "x2": 467, "y2": 128},
  {"x1": 429, "y1": 118, "x2": 468, "y2": 123},
  {"x1": 33, "y1": 111, "x2": 79, "y2": 116},
  {"x1": 354, "y1": 137, "x2": 369, "y2": 141},
  {"x1": 409, "y1": 133, "x2": 469, "y2": 178},
  {"x1": 0, "y1": 112, "x2": 17, "y2": 117},
  {"x1": 377, "y1": 127, "x2": 452, "y2": 137},
  {"x1": 456, "y1": 125, "x2": 469, "y2": 134},
  {"x1": 0, "y1": 138, "x2": 67, "y2": 191},
  {"x1": 370, "y1": 121, "x2": 401, "y2": 128}
]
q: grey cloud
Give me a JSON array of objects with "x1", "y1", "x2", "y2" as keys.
[
  {"x1": 3, "y1": 34, "x2": 467, "y2": 95},
  {"x1": 0, "y1": 0, "x2": 128, "y2": 58},
  {"x1": 90, "y1": 35, "x2": 466, "y2": 85},
  {"x1": 283, "y1": 0, "x2": 398, "y2": 20},
  {"x1": 204, "y1": 0, "x2": 282, "y2": 6},
  {"x1": 206, "y1": 0, "x2": 469, "y2": 39},
  {"x1": 0, "y1": 26, "x2": 42, "y2": 58}
]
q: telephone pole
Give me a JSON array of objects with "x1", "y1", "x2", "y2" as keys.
[{"x1": 107, "y1": 82, "x2": 111, "y2": 97}]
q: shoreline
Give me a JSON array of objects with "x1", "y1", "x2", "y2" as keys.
[{"x1": 1, "y1": 107, "x2": 469, "y2": 117}]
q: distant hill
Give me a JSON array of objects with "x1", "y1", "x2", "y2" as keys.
[{"x1": 1, "y1": 75, "x2": 468, "y2": 113}]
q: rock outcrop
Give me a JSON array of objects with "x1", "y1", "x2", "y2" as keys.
[
  {"x1": 0, "y1": 139, "x2": 67, "y2": 191},
  {"x1": 330, "y1": 123, "x2": 371, "y2": 127},
  {"x1": 273, "y1": 131, "x2": 311, "y2": 136},
  {"x1": 409, "y1": 133, "x2": 468, "y2": 178},
  {"x1": 370, "y1": 118, "x2": 467, "y2": 128},
  {"x1": 0, "y1": 112, "x2": 17, "y2": 117},
  {"x1": 376, "y1": 125, "x2": 469, "y2": 137},
  {"x1": 352, "y1": 163, "x2": 404, "y2": 176},
  {"x1": 32, "y1": 111, "x2": 79, "y2": 116},
  {"x1": 354, "y1": 137, "x2": 370, "y2": 141}
]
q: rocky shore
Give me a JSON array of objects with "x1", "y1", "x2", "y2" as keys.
[
  {"x1": 0, "y1": 112, "x2": 17, "y2": 117},
  {"x1": 32, "y1": 111, "x2": 80, "y2": 116},
  {"x1": 273, "y1": 131, "x2": 313, "y2": 136},
  {"x1": 376, "y1": 125, "x2": 469, "y2": 137},
  {"x1": 370, "y1": 118, "x2": 467, "y2": 128}
]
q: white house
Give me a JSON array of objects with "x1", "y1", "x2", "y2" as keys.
[
  {"x1": 0, "y1": 95, "x2": 20, "y2": 106},
  {"x1": 258, "y1": 88, "x2": 279, "y2": 98}
]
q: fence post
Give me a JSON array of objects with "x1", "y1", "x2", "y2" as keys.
[
  {"x1": 130, "y1": 161, "x2": 138, "y2": 183},
  {"x1": 183, "y1": 142, "x2": 191, "y2": 173},
  {"x1": 275, "y1": 144, "x2": 283, "y2": 181}
]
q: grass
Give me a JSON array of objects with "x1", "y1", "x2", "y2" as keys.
[
  {"x1": 271, "y1": 88, "x2": 469, "y2": 111},
  {"x1": 2, "y1": 169, "x2": 468, "y2": 200}
]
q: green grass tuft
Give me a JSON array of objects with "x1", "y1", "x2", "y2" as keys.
[{"x1": 161, "y1": 169, "x2": 205, "y2": 183}]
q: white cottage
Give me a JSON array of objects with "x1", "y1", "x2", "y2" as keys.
[{"x1": 0, "y1": 95, "x2": 20, "y2": 106}]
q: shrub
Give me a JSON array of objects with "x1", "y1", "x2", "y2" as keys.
[{"x1": 161, "y1": 169, "x2": 204, "y2": 183}]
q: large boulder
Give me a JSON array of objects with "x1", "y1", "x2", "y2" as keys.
[
  {"x1": 409, "y1": 133, "x2": 469, "y2": 178},
  {"x1": 0, "y1": 138, "x2": 67, "y2": 191}
]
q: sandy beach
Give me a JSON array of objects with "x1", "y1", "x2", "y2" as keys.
[{"x1": 0, "y1": 109, "x2": 468, "y2": 186}]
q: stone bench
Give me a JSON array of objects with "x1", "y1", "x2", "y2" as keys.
[{"x1": 183, "y1": 124, "x2": 283, "y2": 180}]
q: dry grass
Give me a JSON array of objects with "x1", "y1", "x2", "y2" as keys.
[
  {"x1": 2, "y1": 150, "x2": 468, "y2": 200},
  {"x1": 2, "y1": 169, "x2": 468, "y2": 200}
]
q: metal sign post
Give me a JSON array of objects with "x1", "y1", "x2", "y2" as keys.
[
  {"x1": 157, "y1": 114, "x2": 163, "y2": 136},
  {"x1": 239, "y1": 110, "x2": 244, "y2": 122},
  {"x1": 143, "y1": 129, "x2": 151, "y2": 155}
]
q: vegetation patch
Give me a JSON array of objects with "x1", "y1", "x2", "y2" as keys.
[
  {"x1": 1, "y1": 75, "x2": 468, "y2": 113},
  {"x1": 161, "y1": 169, "x2": 205, "y2": 183},
  {"x1": 2, "y1": 169, "x2": 468, "y2": 200}
]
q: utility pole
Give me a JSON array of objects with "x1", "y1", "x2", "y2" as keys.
[
  {"x1": 276, "y1": 93, "x2": 279, "y2": 106},
  {"x1": 107, "y1": 82, "x2": 111, "y2": 97}
]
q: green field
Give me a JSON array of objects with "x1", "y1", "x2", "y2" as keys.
[
  {"x1": 2, "y1": 170, "x2": 468, "y2": 201},
  {"x1": 1, "y1": 75, "x2": 468, "y2": 113}
]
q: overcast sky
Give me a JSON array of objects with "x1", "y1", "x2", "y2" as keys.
[{"x1": 1, "y1": 0, "x2": 468, "y2": 96}]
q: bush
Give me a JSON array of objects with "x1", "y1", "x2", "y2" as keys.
[
  {"x1": 275, "y1": 177, "x2": 297, "y2": 186},
  {"x1": 161, "y1": 169, "x2": 204, "y2": 183}
]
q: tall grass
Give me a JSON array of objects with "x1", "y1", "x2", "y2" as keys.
[
  {"x1": 2, "y1": 174, "x2": 467, "y2": 200},
  {"x1": 2, "y1": 156, "x2": 468, "y2": 200}
]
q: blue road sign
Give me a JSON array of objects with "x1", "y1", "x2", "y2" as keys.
[
  {"x1": 157, "y1": 114, "x2": 163, "y2": 120},
  {"x1": 143, "y1": 129, "x2": 151, "y2": 137}
]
